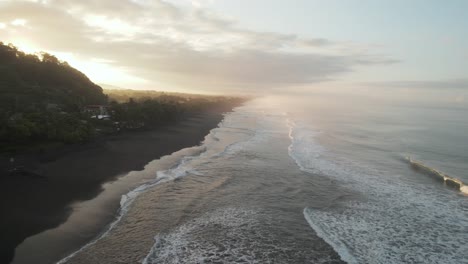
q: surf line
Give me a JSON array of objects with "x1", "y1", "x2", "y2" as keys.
[{"x1": 406, "y1": 157, "x2": 467, "y2": 195}]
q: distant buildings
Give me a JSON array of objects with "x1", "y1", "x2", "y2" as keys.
[{"x1": 83, "y1": 105, "x2": 110, "y2": 120}]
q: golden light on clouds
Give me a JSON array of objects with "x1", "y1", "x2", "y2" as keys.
[
  {"x1": 11, "y1": 18, "x2": 27, "y2": 26},
  {"x1": 11, "y1": 39, "x2": 37, "y2": 54},
  {"x1": 8, "y1": 40, "x2": 147, "y2": 87},
  {"x1": 55, "y1": 52, "x2": 148, "y2": 86},
  {"x1": 84, "y1": 15, "x2": 139, "y2": 37},
  {"x1": 0, "y1": 0, "x2": 398, "y2": 93}
]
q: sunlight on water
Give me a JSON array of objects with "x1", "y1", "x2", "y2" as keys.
[
  {"x1": 57, "y1": 94, "x2": 467, "y2": 264},
  {"x1": 280, "y1": 92, "x2": 468, "y2": 263}
]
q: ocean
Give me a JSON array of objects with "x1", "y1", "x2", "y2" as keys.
[{"x1": 24, "y1": 94, "x2": 468, "y2": 263}]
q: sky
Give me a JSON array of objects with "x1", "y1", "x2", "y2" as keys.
[{"x1": 0, "y1": 0, "x2": 467, "y2": 95}]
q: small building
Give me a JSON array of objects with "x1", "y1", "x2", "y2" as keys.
[{"x1": 84, "y1": 105, "x2": 110, "y2": 120}]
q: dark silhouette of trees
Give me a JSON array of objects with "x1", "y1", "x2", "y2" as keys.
[
  {"x1": 0, "y1": 42, "x2": 107, "y2": 114},
  {"x1": 0, "y1": 42, "x2": 246, "y2": 152},
  {"x1": 0, "y1": 42, "x2": 106, "y2": 148}
]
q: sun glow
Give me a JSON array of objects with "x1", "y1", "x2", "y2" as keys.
[
  {"x1": 11, "y1": 18, "x2": 27, "y2": 26},
  {"x1": 9, "y1": 41, "x2": 147, "y2": 87},
  {"x1": 53, "y1": 51, "x2": 148, "y2": 86},
  {"x1": 12, "y1": 39, "x2": 39, "y2": 54}
]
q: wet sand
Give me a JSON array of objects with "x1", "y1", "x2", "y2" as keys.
[{"x1": 0, "y1": 107, "x2": 234, "y2": 264}]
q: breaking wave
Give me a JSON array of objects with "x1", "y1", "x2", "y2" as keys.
[
  {"x1": 406, "y1": 157, "x2": 468, "y2": 194},
  {"x1": 303, "y1": 208, "x2": 357, "y2": 264},
  {"x1": 56, "y1": 145, "x2": 208, "y2": 264},
  {"x1": 142, "y1": 207, "x2": 339, "y2": 264},
  {"x1": 287, "y1": 118, "x2": 468, "y2": 264},
  {"x1": 56, "y1": 104, "x2": 272, "y2": 263},
  {"x1": 141, "y1": 208, "x2": 260, "y2": 264}
]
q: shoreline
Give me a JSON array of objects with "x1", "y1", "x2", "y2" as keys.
[{"x1": 0, "y1": 105, "x2": 238, "y2": 264}]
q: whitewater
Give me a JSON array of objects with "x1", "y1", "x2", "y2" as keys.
[{"x1": 53, "y1": 96, "x2": 467, "y2": 264}]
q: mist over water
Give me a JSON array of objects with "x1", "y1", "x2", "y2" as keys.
[
  {"x1": 59, "y1": 90, "x2": 467, "y2": 263},
  {"x1": 282, "y1": 89, "x2": 468, "y2": 263}
]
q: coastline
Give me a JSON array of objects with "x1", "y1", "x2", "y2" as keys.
[{"x1": 0, "y1": 104, "x2": 238, "y2": 264}]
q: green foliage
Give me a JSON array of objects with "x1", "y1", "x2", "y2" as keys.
[
  {"x1": 0, "y1": 42, "x2": 107, "y2": 114},
  {"x1": 110, "y1": 98, "x2": 181, "y2": 128},
  {"x1": 107, "y1": 91, "x2": 246, "y2": 130},
  {"x1": 2, "y1": 111, "x2": 94, "y2": 145},
  {"x1": 0, "y1": 42, "x2": 246, "y2": 153},
  {"x1": 0, "y1": 42, "x2": 104, "y2": 149}
]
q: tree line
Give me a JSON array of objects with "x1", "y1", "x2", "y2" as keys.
[{"x1": 0, "y1": 42, "x2": 245, "y2": 152}]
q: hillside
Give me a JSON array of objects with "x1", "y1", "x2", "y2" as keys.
[
  {"x1": 0, "y1": 42, "x2": 107, "y2": 113},
  {"x1": 0, "y1": 43, "x2": 245, "y2": 151}
]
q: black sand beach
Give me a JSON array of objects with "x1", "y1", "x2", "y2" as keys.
[{"x1": 0, "y1": 106, "x2": 234, "y2": 264}]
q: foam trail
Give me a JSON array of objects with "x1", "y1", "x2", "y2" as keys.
[
  {"x1": 56, "y1": 107, "x2": 260, "y2": 263},
  {"x1": 56, "y1": 145, "x2": 207, "y2": 264},
  {"x1": 288, "y1": 117, "x2": 468, "y2": 263},
  {"x1": 288, "y1": 118, "x2": 357, "y2": 263},
  {"x1": 303, "y1": 208, "x2": 357, "y2": 264},
  {"x1": 286, "y1": 118, "x2": 323, "y2": 174},
  {"x1": 141, "y1": 208, "x2": 265, "y2": 264},
  {"x1": 406, "y1": 157, "x2": 467, "y2": 193}
]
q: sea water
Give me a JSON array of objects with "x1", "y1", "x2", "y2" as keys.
[{"x1": 58, "y1": 94, "x2": 468, "y2": 264}]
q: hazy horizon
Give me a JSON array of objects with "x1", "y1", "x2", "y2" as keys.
[{"x1": 2, "y1": 2, "x2": 468, "y2": 263}]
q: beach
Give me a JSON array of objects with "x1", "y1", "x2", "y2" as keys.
[
  {"x1": 3, "y1": 96, "x2": 467, "y2": 264},
  {"x1": 0, "y1": 105, "x2": 236, "y2": 264}
]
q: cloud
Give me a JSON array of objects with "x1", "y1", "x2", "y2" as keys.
[
  {"x1": 190, "y1": 0, "x2": 215, "y2": 8},
  {"x1": 0, "y1": 0, "x2": 396, "y2": 92},
  {"x1": 363, "y1": 79, "x2": 468, "y2": 90}
]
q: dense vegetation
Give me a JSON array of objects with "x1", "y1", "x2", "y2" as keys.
[
  {"x1": 104, "y1": 88, "x2": 219, "y2": 103},
  {"x1": 0, "y1": 42, "x2": 107, "y2": 147},
  {"x1": 0, "y1": 43, "x2": 107, "y2": 111},
  {"x1": 0, "y1": 42, "x2": 245, "y2": 152},
  {"x1": 106, "y1": 92, "x2": 244, "y2": 131}
]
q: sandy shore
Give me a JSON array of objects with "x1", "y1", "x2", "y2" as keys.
[{"x1": 0, "y1": 106, "x2": 235, "y2": 264}]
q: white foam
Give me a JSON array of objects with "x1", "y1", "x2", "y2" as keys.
[
  {"x1": 211, "y1": 106, "x2": 287, "y2": 158},
  {"x1": 142, "y1": 205, "x2": 342, "y2": 264},
  {"x1": 56, "y1": 145, "x2": 207, "y2": 264},
  {"x1": 287, "y1": 118, "x2": 325, "y2": 173},
  {"x1": 303, "y1": 208, "x2": 357, "y2": 264},
  {"x1": 142, "y1": 208, "x2": 260, "y2": 264},
  {"x1": 288, "y1": 118, "x2": 468, "y2": 263},
  {"x1": 461, "y1": 185, "x2": 468, "y2": 195},
  {"x1": 56, "y1": 104, "x2": 275, "y2": 263}
]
